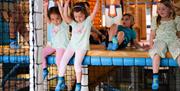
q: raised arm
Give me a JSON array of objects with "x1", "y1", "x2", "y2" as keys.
[
  {"x1": 43, "y1": 0, "x2": 50, "y2": 24},
  {"x1": 90, "y1": 0, "x2": 99, "y2": 20},
  {"x1": 63, "y1": 0, "x2": 72, "y2": 24},
  {"x1": 57, "y1": 0, "x2": 65, "y2": 21}
]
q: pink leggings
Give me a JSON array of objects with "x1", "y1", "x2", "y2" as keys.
[
  {"x1": 41, "y1": 46, "x2": 65, "y2": 71},
  {"x1": 59, "y1": 48, "x2": 87, "y2": 77}
]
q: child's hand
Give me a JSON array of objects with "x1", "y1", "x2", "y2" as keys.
[{"x1": 142, "y1": 44, "x2": 150, "y2": 51}]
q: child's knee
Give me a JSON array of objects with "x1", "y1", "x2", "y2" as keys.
[{"x1": 117, "y1": 31, "x2": 124, "y2": 38}]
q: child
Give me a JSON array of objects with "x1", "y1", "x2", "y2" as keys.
[
  {"x1": 41, "y1": 1, "x2": 69, "y2": 80},
  {"x1": 80, "y1": 1, "x2": 106, "y2": 44},
  {"x1": 149, "y1": 0, "x2": 180, "y2": 90},
  {"x1": 4, "y1": 1, "x2": 30, "y2": 49},
  {"x1": 107, "y1": 13, "x2": 143, "y2": 51},
  {"x1": 56, "y1": 0, "x2": 99, "y2": 91}
]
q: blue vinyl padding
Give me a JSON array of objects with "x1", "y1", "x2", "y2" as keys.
[
  {"x1": 0, "y1": 55, "x2": 29, "y2": 63},
  {"x1": 112, "y1": 58, "x2": 123, "y2": 66},
  {"x1": 0, "y1": 55, "x2": 178, "y2": 67}
]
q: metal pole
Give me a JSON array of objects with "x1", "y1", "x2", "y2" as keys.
[{"x1": 29, "y1": 0, "x2": 44, "y2": 91}]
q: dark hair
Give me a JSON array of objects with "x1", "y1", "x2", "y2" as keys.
[
  {"x1": 156, "y1": 0, "x2": 176, "y2": 27},
  {"x1": 71, "y1": 2, "x2": 89, "y2": 21},
  {"x1": 122, "y1": 13, "x2": 135, "y2": 29},
  {"x1": 47, "y1": 6, "x2": 61, "y2": 19},
  {"x1": 83, "y1": 2, "x2": 90, "y2": 8}
]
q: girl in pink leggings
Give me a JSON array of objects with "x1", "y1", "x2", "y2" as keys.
[
  {"x1": 42, "y1": 1, "x2": 69, "y2": 80},
  {"x1": 56, "y1": 0, "x2": 99, "y2": 91}
]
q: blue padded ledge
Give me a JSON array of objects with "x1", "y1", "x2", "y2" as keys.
[
  {"x1": 112, "y1": 58, "x2": 123, "y2": 66},
  {"x1": 169, "y1": 58, "x2": 178, "y2": 67},
  {"x1": 124, "y1": 58, "x2": 134, "y2": 66},
  {"x1": 101, "y1": 57, "x2": 113, "y2": 66},
  {"x1": 0, "y1": 55, "x2": 178, "y2": 67},
  {"x1": 91, "y1": 56, "x2": 101, "y2": 66},
  {"x1": 135, "y1": 58, "x2": 146, "y2": 66},
  {"x1": 146, "y1": 58, "x2": 152, "y2": 66},
  {"x1": 0, "y1": 55, "x2": 29, "y2": 63}
]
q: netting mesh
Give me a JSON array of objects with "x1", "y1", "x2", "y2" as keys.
[
  {"x1": 0, "y1": 0, "x2": 30, "y2": 91},
  {"x1": 88, "y1": 66, "x2": 180, "y2": 91}
]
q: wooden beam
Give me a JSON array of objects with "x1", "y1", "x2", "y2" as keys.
[
  {"x1": 87, "y1": 45, "x2": 172, "y2": 58},
  {"x1": 0, "y1": 45, "x2": 172, "y2": 58}
]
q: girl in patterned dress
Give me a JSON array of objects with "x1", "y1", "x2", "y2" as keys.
[{"x1": 149, "y1": 0, "x2": 180, "y2": 90}]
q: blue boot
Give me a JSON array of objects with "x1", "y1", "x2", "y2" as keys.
[
  {"x1": 107, "y1": 42, "x2": 113, "y2": 50},
  {"x1": 107, "y1": 36, "x2": 118, "y2": 51},
  {"x1": 107, "y1": 42, "x2": 118, "y2": 51},
  {"x1": 43, "y1": 68, "x2": 49, "y2": 80},
  {"x1": 75, "y1": 83, "x2": 81, "y2": 91},
  {"x1": 111, "y1": 43, "x2": 118, "y2": 51},
  {"x1": 152, "y1": 74, "x2": 159, "y2": 90},
  {"x1": 55, "y1": 77, "x2": 67, "y2": 91}
]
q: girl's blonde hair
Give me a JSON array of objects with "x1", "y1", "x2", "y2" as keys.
[
  {"x1": 122, "y1": 13, "x2": 135, "y2": 29},
  {"x1": 156, "y1": 0, "x2": 176, "y2": 27}
]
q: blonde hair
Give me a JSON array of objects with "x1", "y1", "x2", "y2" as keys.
[
  {"x1": 156, "y1": 0, "x2": 176, "y2": 27},
  {"x1": 122, "y1": 13, "x2": 135, "y2": 29}
]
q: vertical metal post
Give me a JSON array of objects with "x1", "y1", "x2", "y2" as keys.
[
  {"x1": 81, "y1": 65, "x2": 89, "y2": 91},
  {"x1": 29, "y1": 0, "x2": 44, "y2": 91}
]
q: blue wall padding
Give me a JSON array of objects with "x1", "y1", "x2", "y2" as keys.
[
  {"x1": 160, "y1": 58, "x2": 169, "y2": 66},
  {"x1": 82, "y1": 56, "x2": 91, "y2": 65},
  {"x1": 112, "y1": 58, "x2": 123, "y2": 66},
  {"x1": 101, "y1": 57, "x2": 113, "y2": 66},
  {"x1": 124, "y1": 58, "x2": 134, "y2": 66},
  {"x1": 0, "y1": 55, "x2": 29, "y2": 63},
  {"x1": 146, "y1": 58, "x2": 152, "y2": 66},
  {"x1": 91, "y1": 56, "x2": 101, "y2": 66},
  {"x1": 0, "y1": 55, "x2": 178, "y2": 67},
  {"x1": 169, "y1": 58, "x2": 178, "y2": 67},
  {"x1": 135, "y1": 58, "x2": 146, "y2": 66}
]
